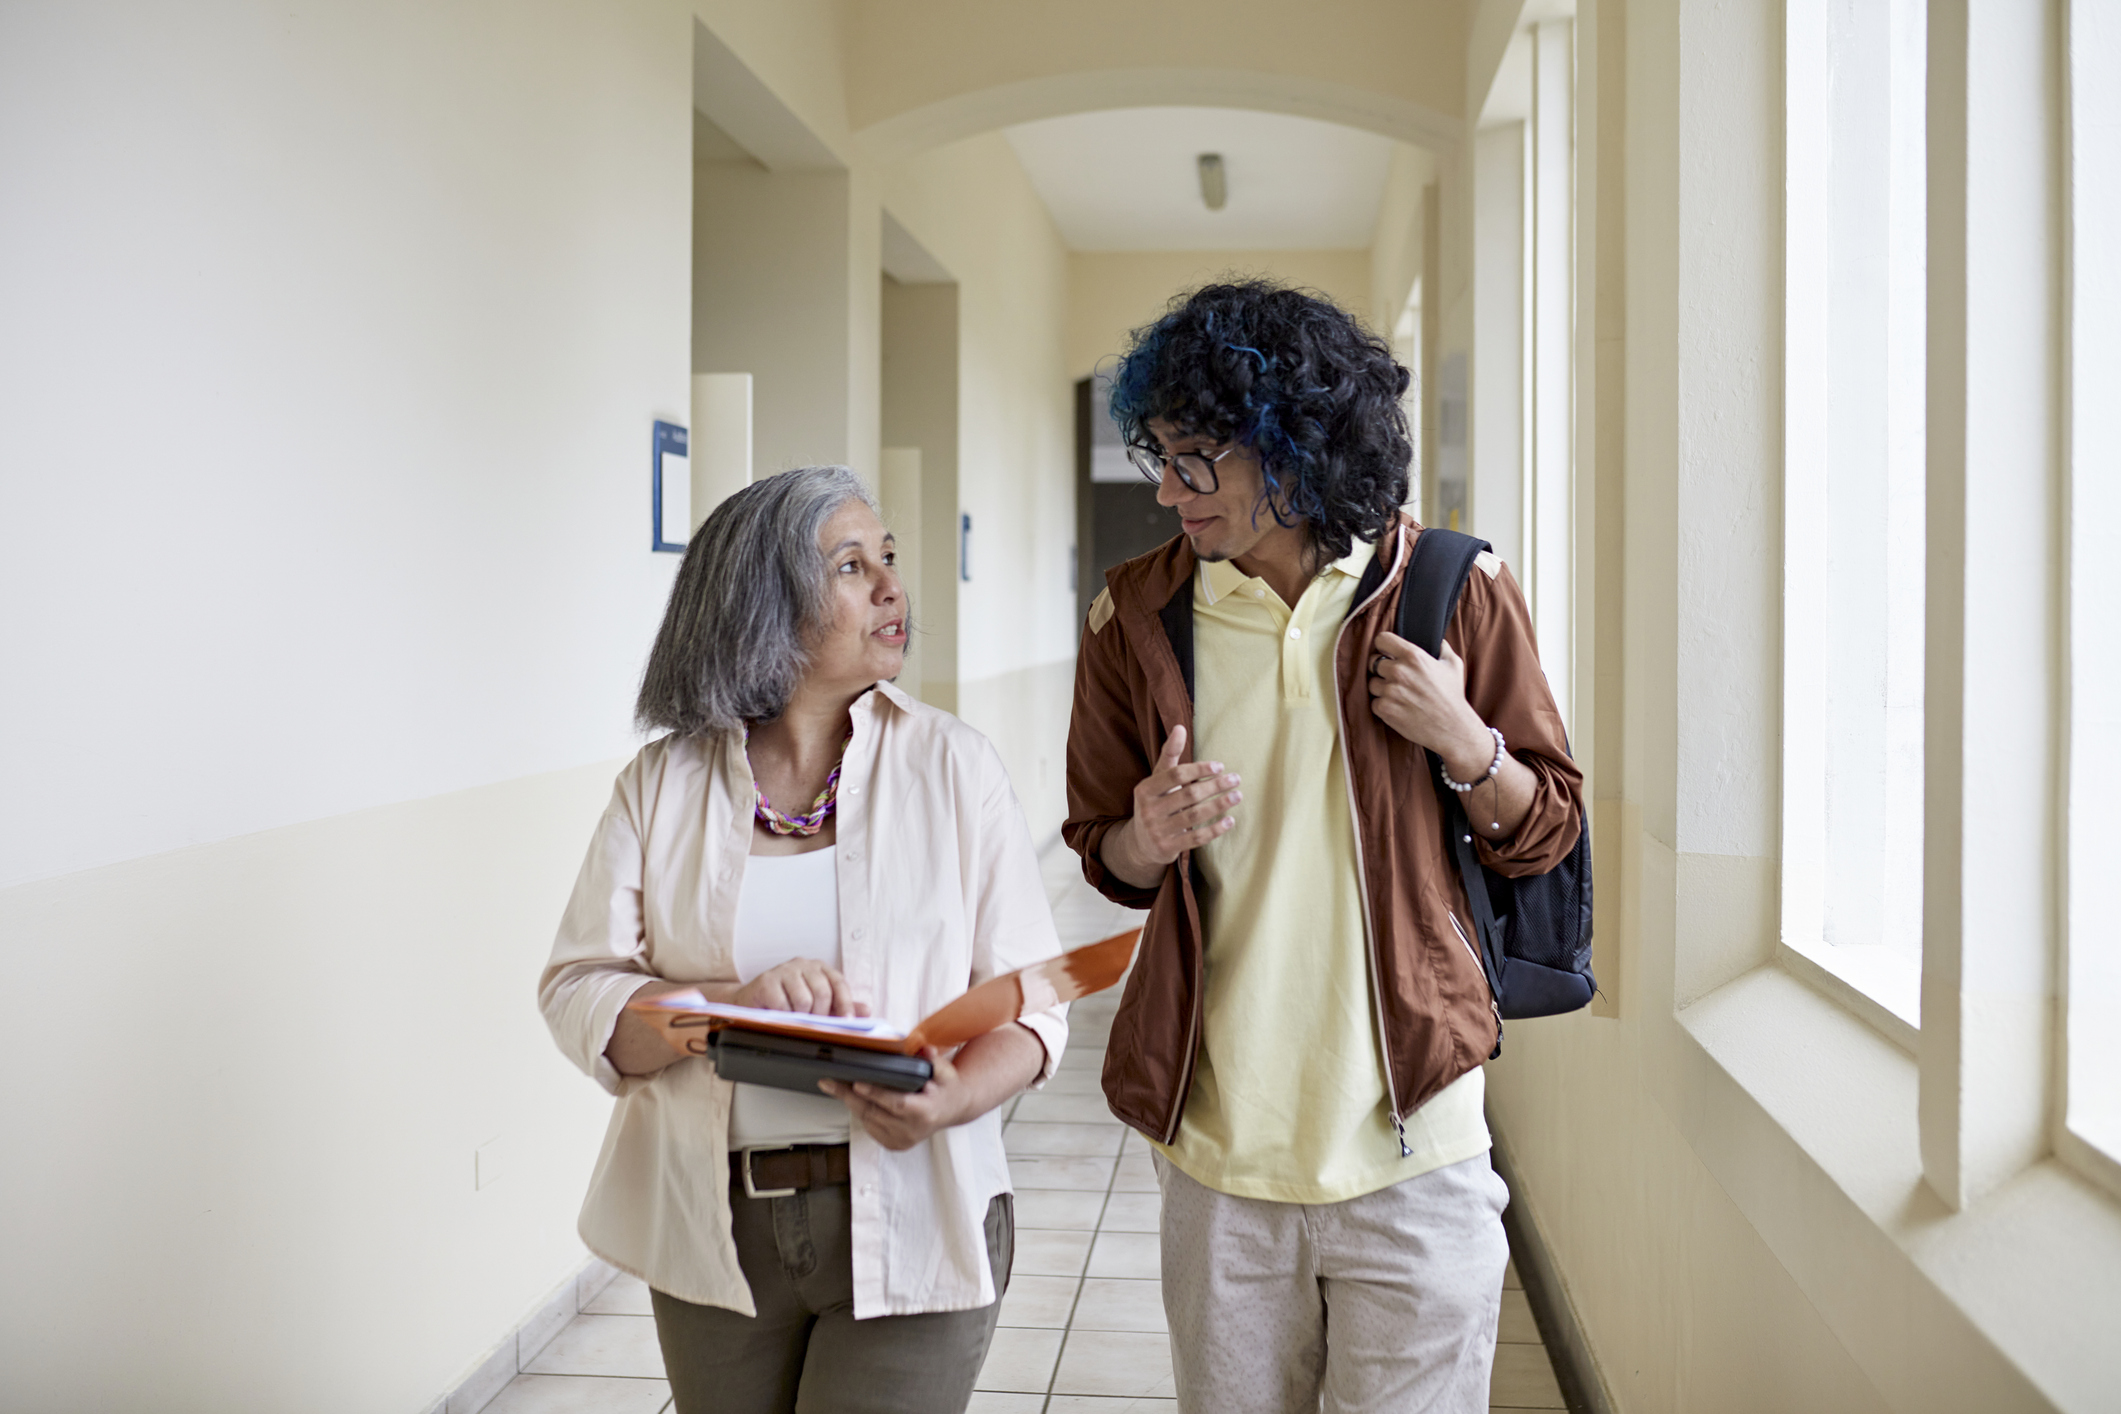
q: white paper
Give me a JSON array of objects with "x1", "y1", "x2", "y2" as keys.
[
  {"x1": 636, "y1": 991, "x2": 908, "y2": 1040},
  {"x1": 660, "y1": 452, "x2": 691, "y2": 543}
]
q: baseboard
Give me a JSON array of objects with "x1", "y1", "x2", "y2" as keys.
[
  {"x1": 1490, "y1": 1133, "x2": 1618, "y2": 1414},
  {"x1": 418, "y1": 1254, "x2": 620, "y2": 1414}
]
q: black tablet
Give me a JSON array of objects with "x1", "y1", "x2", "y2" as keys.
[{"x1": 708, "y1": 1028, "x2": 934, "y2": 1095}]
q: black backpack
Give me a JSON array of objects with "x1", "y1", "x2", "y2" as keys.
[{"x1": 1395, "y1": 528, "x2": 1596, "y2": 1026}]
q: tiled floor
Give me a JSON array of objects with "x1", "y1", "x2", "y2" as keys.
[{"x1": 486, "y1": 847, "x2": 1568, "y2": 1414}]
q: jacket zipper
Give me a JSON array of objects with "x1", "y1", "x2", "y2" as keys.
[
  {"x1": 1449, "y1": 909, "x2": 1505, "y2": 1036},
  {"x1": 1333, "y1": 529, "x2": 1412, "y2": 1158},
  {"x1": 1155, "y1": 861, "x2": 1207, "y2": 1146}
]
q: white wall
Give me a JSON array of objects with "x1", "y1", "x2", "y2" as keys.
[
  {"x1": 0, "y1": 765, "x2": 625, "y2": 1413},
  {"x1": 1066, "y1": 249, "x2": 1376, "y2": 381},
  {"x1": 694, "y1": 154, "x2": 856, "y2": 474},
  {"x1": 880, "y1": 134, "x2": 1076, "y2": 837},
  {"x1": 880, "y1": 275, "x2": 961, "y2": 703},
  {"x1": 1368, "y1": 143, "x2": 1438, "y2": 338},
  {"x1": 0, "y1": 1, "x2": 692, "y2": 1408},
  {"x1": 0, "y1": 1, "x2": 690, "y2": 892}
]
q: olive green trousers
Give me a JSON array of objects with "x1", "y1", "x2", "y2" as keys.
[{"x1": 651, "y1": 1187, "x2": 1012, "y2": 1414}]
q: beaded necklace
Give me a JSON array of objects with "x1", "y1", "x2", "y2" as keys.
[{"x1": 745, "y1": 725, "x2": 853, "y2": 837}]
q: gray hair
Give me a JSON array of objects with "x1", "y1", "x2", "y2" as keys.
[{"x1": 635, "y1": 465, "x2": 879, "y2": 737}]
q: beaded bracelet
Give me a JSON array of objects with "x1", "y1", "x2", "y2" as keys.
[{"x1": 1441, "y1": 726, "x2": 1506, "y2": 794}]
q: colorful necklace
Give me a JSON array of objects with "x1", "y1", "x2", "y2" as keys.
[{"x1": 745, "y1": 726, "x2": 853, "y2": 837}]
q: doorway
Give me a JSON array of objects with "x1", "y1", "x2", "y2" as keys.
[{"x1": 1074, "y1": 375, "x2": 1174, "y2": 628}]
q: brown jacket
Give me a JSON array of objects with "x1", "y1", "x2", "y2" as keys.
[{"x1": 1063, "y1": 516, "x2": 1583, "y2": 1147}]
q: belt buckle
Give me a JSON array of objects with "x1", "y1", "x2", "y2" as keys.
[{"x1": 740, "y1": 1147, "x2": 798, "y2": 1200}]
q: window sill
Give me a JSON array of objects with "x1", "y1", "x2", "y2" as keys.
[
  {"x1": 2058, "y1": 1124, "x2": 2121, "y2": 1211},
  {"x1": 1672, "y1": 965, "x2": 2121, "y2": 1411},
  {"x1": 1775, "y1": 938, "x2": 1918, "y2": 1054}
]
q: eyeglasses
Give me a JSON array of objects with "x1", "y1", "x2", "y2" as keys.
[{"x1": 1126, "y1": 441, "x2": 1239, "y2": 495}]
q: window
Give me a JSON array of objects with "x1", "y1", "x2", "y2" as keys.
[
  {"x1": 1781, "y1": 0, "x2": 1927, "y2": 1037},
  {"x1": 2064, "y1": 0, "x2": 2121, "y2": 1183},
  {"x1": 1469, "y1": 20, "x2": 1575, "y2": 729}
]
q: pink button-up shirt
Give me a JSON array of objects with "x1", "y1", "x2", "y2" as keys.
[{"x1": 539, "y1": 681, "x2": 1068, "y2": 1317}]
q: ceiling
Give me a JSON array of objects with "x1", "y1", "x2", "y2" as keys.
[{"x1": 1002, "y1": 106, "x2": 1401, "y2": 253}]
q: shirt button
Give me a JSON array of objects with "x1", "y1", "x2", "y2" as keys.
[
  {"x1": 1287, "y1": 626, "x2": 1303, "y2": 640},
  {"x1": 852, "y1": 926, "x2": 865, "y2": 940},
  {"x1": 1253, "y1": 587, "x2": 1265, "y2": 598}
]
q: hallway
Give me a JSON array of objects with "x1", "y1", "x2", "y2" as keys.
[
  {"x1": 5, "y1": 2, "x2": 2118, "y2": 1411},
  {"x1": 468, "y1": 852, "x2": 1569, "y2": 1414}
]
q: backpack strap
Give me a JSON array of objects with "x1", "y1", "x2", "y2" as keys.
[
  {"x1": 1394, "y1": 527, "x2": 1488, "y2": 656},
  {"x1": 1395, "y1": 528, "x2": 1508, "y2": 1046}
]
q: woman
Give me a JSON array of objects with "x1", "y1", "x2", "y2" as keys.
[{"x1": 539, "y1": 466, "x2": 1066, "y2": 1414}]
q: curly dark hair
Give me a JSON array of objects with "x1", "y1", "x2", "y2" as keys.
[{"x1": 1107, "y1": 278, "x2": 1411, "y2": 566}]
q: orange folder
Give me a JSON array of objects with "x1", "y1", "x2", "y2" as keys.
[{"x1": 629, "y1": 928, "x2": 1140, "y2": 1060}]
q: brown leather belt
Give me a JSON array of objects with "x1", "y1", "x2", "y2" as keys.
[{"x1": 733, "y1": 1143, "x2": 851, "y2": 1198}]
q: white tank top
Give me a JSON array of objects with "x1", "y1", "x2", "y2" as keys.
[{"x1": 725, "y1": 847, "x2": 853, "y2": 1150}]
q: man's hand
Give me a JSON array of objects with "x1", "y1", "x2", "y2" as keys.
[
  {"x1": 1366, "y1": 631, "x2": 1537, "y2": 840},
  {"x1": 1098, "y1": 725, "x2": 1242, "y2": 889},
  {"x1": 1365, "y1": 633, "x2": 1491, "y2": 775}
]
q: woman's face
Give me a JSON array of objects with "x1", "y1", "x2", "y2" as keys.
[{"x1": 804, "y1": 498, "x2": 908, "y2": 693}]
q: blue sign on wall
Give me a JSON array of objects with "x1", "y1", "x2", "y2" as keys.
[{"x1": 652, "y1": 420, "x2": 690, "y2": 554}]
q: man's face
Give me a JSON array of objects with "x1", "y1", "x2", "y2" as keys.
[{"x1": 1145, "y1": 416, "x2": 1285, "y2": 564}]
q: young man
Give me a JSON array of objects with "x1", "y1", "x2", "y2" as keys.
[{"x1": 1064, "y1": 281, "x2": 1582, "y2": 1414}]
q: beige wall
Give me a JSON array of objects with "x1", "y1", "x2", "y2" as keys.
[
  {"x1": 694, "y1": 154, "x2": 857, "y2": 473},
  {"x1": 0, "y1": 766, "x2": 627, "y2": 1412},
  {"x1": 879, "y1": 132, "x2": 1077, "y2": 838},
  {"x1": 1368, "y1": 142, "x2": 1438, "y2": 334},
  {"x1": 0, "y1": 4, "x2": 696, "y2": 1405},
  {"x1": 1066, "y1": 249, "x2": 1375, "y2": 381},
  {"x1": 880, "y1": 276, "x2": 961, "y2": 703},
  {"x1": 841, "y1": 0, "x2": 1470, "y2": 156},
  {"x1": 693, "y1": 0, "x2": 854, "y2": 157}
]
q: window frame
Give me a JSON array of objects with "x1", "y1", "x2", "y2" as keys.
[{"x1": 2059, "y1": 0, "x2": 2121, "y2": 1198}]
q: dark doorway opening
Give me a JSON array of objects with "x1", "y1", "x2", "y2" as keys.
[{"x1": 1075, "y1": 376, "x2": 1176, "y2": 628}]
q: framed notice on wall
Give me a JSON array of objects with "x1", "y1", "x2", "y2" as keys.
[{"x1": 652, "y1": 420, "x2": 690, "y2": 553}]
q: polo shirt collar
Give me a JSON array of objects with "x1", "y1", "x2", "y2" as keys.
[{"x1": 1197, "y1": 541, "x2": 1376, "y2": 607}]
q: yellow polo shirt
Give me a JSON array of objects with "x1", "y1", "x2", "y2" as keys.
[{"x1": 1154, "y1": 547, "x2": 1489, "y2": 1204}]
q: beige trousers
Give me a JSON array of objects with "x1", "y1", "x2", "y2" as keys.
[
  {"x1": 650, "y1": 1187, "x2": 1011, "y2": 1414},
  {"x1": 1157, "y1": 1152, "x2": 1510, "y2": 1414}
]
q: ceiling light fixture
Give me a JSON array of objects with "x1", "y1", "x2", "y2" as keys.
[{"x1": 1197, "y1": 153, "x2": 1226, "y2": 211}]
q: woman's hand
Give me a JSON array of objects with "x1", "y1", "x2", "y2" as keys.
[
  {"x1": 820, "y1": 1023, "x2": 1046, "y2": 1152},
  {"x1": 823, "y1": 1045, "x2": 969, "y2": 1151},
  {"x1": 606, "y1": 978, "x2": 708, "y2": 1077},
  {"x1": 734, "y1": 958, "x2": 868, "y2": 1018},
  {"x1": 604, "y1": 961, "x2": 865, "y2": 1079}
]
